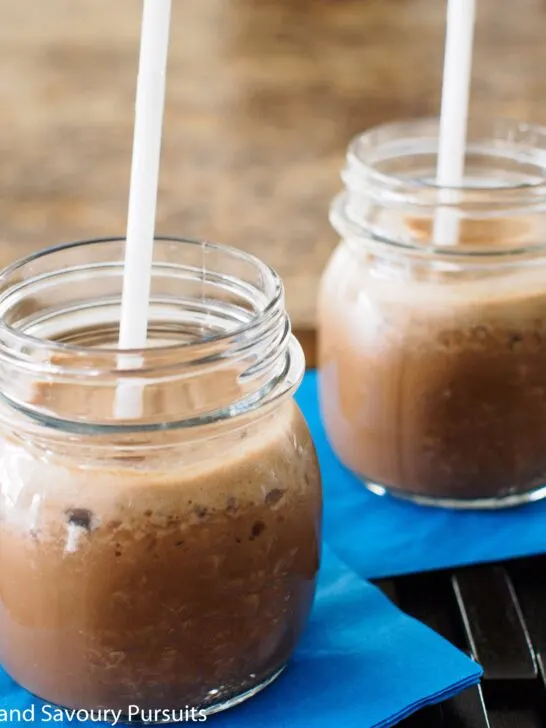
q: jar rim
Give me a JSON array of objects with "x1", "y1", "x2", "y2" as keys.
[
  {"x1": 0, "y1": 236, "x2": 284, "y2": 356},
  {"x1": 333, "y1": 116, "x2": 546, "y2": 260},
  {"x1": 0, "y1": 236, "x2": 303, "y2": 433},
  {"x1": 346, "y1": 117, "x2": 546, "y2": 196}
]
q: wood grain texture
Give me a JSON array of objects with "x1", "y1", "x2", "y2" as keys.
[{"x1": 0, "y1": 0, "x2": 544, "y2": 345}]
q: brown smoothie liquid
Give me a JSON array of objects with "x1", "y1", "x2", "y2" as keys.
[
  {"x1": 0, "y1": 373, "x2": 321, "y2": 712},
  {"x1": 319, "y1": 218, "x2": 546, "y2": 501}
]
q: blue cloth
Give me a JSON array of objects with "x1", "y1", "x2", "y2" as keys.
[
  {"x1": 296, "y1": 370, "x2": 546, "y2": 580},
  {"x1": 0, "y1": 546, "x2": 481, "y2": 728}
]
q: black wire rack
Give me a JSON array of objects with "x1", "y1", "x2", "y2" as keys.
[{"x1": 373, "y1": 555, "x2": 546, "y2": 728}]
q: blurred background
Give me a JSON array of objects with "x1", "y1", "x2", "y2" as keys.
[{"x1": 0, "y1": 0, "x2": 544, "y2": 337}]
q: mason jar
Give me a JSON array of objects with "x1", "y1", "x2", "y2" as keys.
[
  {"x1": 0, "y1": 238, "x2": 322, "y2": 718},
  {"x1": 319, "y1": 118, "x2": 546, "y2": 508}
]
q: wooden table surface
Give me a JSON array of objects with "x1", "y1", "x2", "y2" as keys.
[{"x1": 1, "y1": 0, "x2": 545, "y2": 365}]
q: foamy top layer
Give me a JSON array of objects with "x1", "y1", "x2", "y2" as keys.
[
  {"x1": 0, "y1": 398, "x2": 307, "y2": 539},
  {"x1": 326, "y1": 216, "x2": 546, "y2": 321}
]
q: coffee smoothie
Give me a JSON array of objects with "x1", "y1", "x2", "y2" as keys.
[
  {"x1": 0, "y1": 395, "x2": 321, "y2": 712},
  {"x1": 0, "y1": 237, "x2": 322, "y2": 715},
  {"x1": 319, "y1": 118, "x2": 546, "y2": 507},
  {"x1": 319, "y1": 226, "x2": 546, "y2": 503}
]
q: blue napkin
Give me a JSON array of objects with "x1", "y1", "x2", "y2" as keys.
[
  {"x1": 1, "y1": 546, "x2": 480, "y2": 728},
  {"x1": 296, "y1": 370, "x2": 546, "y2": 580}
]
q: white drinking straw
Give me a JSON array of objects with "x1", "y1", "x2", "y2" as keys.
[
  {"x1": 433, "y1": 0, "x2": 476, "y2": 245},
  {"x1": 115, "y1": 0, "x2": 172, "y2": 418}
]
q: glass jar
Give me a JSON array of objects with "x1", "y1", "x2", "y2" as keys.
[
  {"x1": 0, "y1": 238, "x2": 322, "y2": 719},
  {"x1": 319, "y1": 118, "x2": 546, "y2": 509}
]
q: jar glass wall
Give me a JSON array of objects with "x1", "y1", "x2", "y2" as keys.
[
  {"x1": 0, "y1": 238, "x2": 322, "y2": 717},
  {"x1": 319, "y1": 118, "x2": 546, "y2": 508}
]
